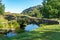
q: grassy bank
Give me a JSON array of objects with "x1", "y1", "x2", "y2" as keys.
[{"x1": 0, "y1": 25, "x2": 60, "y2": 40}]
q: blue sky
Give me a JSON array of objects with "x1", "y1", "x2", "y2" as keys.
[{"x1": 2, "y1": 0, "x2": 43, "y2": 13}]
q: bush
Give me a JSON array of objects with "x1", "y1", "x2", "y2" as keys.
[
  {"x1": 0, "y1": 16, "x2": 9, "y2": 33},
  {"x1": 39, "y1": 24, "x2": 46, "y2": 27},
  {"x1": 9, "y1": 20, "x2": 20, "y2": 32},
  {"x1": 0, "y1": 23, "x2": 3, "y2": 28},
  {"x1": 15, "y1": 29, "x2": 25, "y2": 33}
]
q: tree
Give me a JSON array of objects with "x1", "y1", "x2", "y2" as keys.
[
  {"x1": 42, "y1": 0, "x2": 60, "y2": 18},
  {"x1": 0, "y1": 0, "x2": 5, "y2": 15}
]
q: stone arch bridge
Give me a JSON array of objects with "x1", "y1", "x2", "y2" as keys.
[
  {"x1": 17, "y1": 16, "x2": 59, "y2": 29},
  {"x1": 4, "y1": 15, "x2": 59, "y2": 29}
]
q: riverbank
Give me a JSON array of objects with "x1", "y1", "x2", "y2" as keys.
[{"x1": 0, "y1": 25, "x2": 60, "y2": 40}]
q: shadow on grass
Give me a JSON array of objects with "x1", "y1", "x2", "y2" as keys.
[{"x1": 0, "y1": 29, "x2": 60, "y2": 40}]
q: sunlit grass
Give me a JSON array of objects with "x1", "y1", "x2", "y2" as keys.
[{"x1": 0, "y1": 24, "x2": 60, "y2": 40}]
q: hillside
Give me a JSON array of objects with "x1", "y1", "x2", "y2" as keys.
[{"x1": 21, "y1": 5, "x2": 43, "y2": 18}]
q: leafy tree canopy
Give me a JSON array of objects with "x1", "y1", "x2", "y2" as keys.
[
  {"x1": 0, "y1": 0, "x2": 5, "y2": 15},
  {"x1": 41, "y1": 0, "x2": 60, "y2": 18}
]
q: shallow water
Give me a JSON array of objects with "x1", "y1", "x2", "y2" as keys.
[
  {"x1": 25, "y1": 24, "x2": 38, "y2": 31},
  {"x1": 4, "y1": 24, "x2": 38, "y2": 37},
  {"x1": 4, "y1": 32, "x2": 16, "y2": 37}
]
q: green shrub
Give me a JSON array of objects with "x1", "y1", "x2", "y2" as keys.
[
  {"x1": 39, "y1": 24, "x2": 46, "y2": 27},
  {"x1": 0, "y1": 16, "x2": 9, "y2": 32},
  {"x1": 0, "y1": 23, "x2": 3, "y2": 28},
  {"x1": 15, "y1": 29, "x2": 25, "y2": 33},
  {"x1": 9, "y1": 20, "x2": 20, "y2": 32}
]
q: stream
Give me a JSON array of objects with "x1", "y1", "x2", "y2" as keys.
[{"x1": 5, "y1": 24, "x2": 38, "y2": 37}]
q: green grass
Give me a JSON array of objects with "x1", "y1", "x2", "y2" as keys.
[{"x1": 0, "y1": 25, "x2": 60, "y2": 40}]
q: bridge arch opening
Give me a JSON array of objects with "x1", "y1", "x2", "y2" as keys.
[{"x1": 24, "y1": 24, "x2": 39, "y2": 31}]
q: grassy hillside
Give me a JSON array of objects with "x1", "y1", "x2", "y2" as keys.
[{"x1": 0, "y1": 25, "x2": 60, "y2": 40}]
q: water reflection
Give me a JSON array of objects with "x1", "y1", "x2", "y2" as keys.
[
  {"x1": 25, "y1": 24, "x2": 38, "y2": 31},
  {"x1": 4, "y1": 24, "x2": 38, "y2": 37},
  {"x1": 4, "y1": 30, "x2": 16, "y2": 37}
]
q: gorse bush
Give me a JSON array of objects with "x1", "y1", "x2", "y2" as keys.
[
  {"x1": 9, "y1": 20, "x2": 20, "y2": 32},
  {"x1": 0, "y1": 23, "x2": 3, "y2": 28},
  {"x1": 0, "y1": 16, "x2": 20, "y2": 32},
  {"x1": 0, "y1": 16, "x2": 9, "y2": 32},
  {"x1": 0, "y1": 16, "x2": 8, "y2": 28}
]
